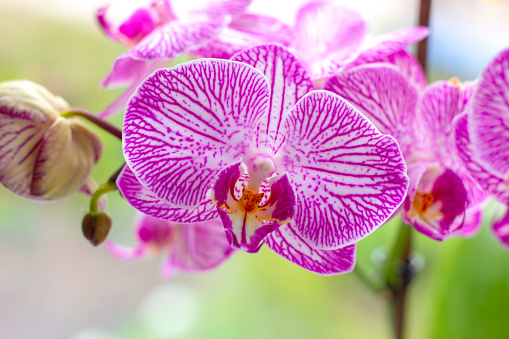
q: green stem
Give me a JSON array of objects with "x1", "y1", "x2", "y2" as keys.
[
  {"x1": 61, "y1": 108, "x2": 122, "y2": 140},
  {"x1": 89, "y1": 182, "x2": 117, "y2": 213},
  {"x1": 384, "y1": 220, "x2": 413, "y2": 339}
]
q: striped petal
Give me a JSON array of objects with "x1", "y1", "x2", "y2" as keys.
[
  {"x1": 454, "y1": 112, "x2": 507, "y2": 204},
  {"x1": 492, "y1": 208, "x2": 509, "y2": 249},
  {"x1": 103, "y1": 17, "x2": 226, "y2": 88},
  {"x1": 325, "y1": 64, "x2": 419, "y2": 158},
  {"x1": 376, "y1": 49, "x2": 427, "y2": 91},
  {"x1": 231, "y1": 44, "x2": 313, "y2": 154},
  {"x1": 469, "y1": 48, "x2": 509, "y2": 176},
  {"x1": 294, "y1": 1, "x2": 367, "y2": 79},
  {"x1": 123, "y1": 59, "x2": 270, "y2": 207},
  {"x1": 117, "y1": 166, "x2": 218, "y2": 222},
  {"x1": 346, "y1": 27, "x2": 429, "y2": 69},
  {"x1": 265, "y1": 223, "x2": 356, "y2": 275},
  {"x1": 279, "y1": 91, "x2": 408, "y2": 249},
  {"x1": 190, "y1": 14, "x2": 293, "y2": 60}
]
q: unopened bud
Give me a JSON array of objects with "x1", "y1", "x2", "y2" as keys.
[
  {"x1": 82, "y1": 212, "x2": 113, "y2": 246},
  {"x1": 0, "y1": 80, "x2": 103, "y2": 200}
]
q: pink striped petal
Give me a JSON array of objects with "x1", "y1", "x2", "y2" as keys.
[
  {"x1": 123, "y1": 59, "x2": 270, "y2": 207},
  {"x1": 376, "y1": 49, "x2": 427, "y2": 91},
  {"x1": 117, "y1": 166, "x2": 218, "y2": 222},
  {"x1": 346, "y1": 27, "x2": 429, "y2": 69},
  {"x1": 190, "y1": 14, "x2": 293, "y2": 59},
  {"x1": 402, "y1": 166, "x2": 468, "y2": 241},
  {"x1": 325, "y1": 64, "x2": 419, "y2": 158},
  {"x1": 280, "y1": 91, "x2": 408, "y2": 249},
  {"x1": 492, "y1": 208, "x2": 509, "y2": 248},
  {"x1": 417, "y1": 80, "x2": 472, "y2": 162},
  {"x1": 469, "y1": 48, "x2": 509, "y2": 176},
  {"x1": 459, "y1": 205, "x2": 484, "y2": 237},
  {"x1": 294, "y1": 1, "x2": 367, "y2": 79},
  {"x1": 103, "y1": 17, "x2": 226, "y2": 88},
  {"x1": 231, "y1": 44, "x2": 313, "y2": 154},
  {"x1": 265, "y1": 223, "x2": 356, "y2": 275},
  {"x1": 198, "y1": 0, "x2": 251, "y2": 17},
  {"x1": 162, "y1": 218, "x2": 234, "y2": 277},
  {"x1": 454, "y1": 112, "x2": 507, "y2": 204}
]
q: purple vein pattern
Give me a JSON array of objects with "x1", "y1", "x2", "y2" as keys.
[
  {"x1": 325, "y1": 64, "x2": 419, "y2": 158},
  {"x1": 117, "y1": 165, "x2": 218, "y2": 222},
  {"x1": 265, "y1": 223, "x2": 356, "y2": 275},
  {"x1": 123, "y1": 59, "x2": 269, "y2": 208},
  {"x1": 281, "y1": 91, "x2": 408, "y2": 249},
  {"x1": 454, "y1": 112, "x2": 508, "y2": 205},
  {"x1": 231, "y1": 44, "x2": 314, "y2": 154},
  {"x1": 469, "y1": 48, "x2": 509, "y2": 176}
]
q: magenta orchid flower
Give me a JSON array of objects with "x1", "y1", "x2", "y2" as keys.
[
  {"x1": 106, "y1": 211, "x2": 233, "y2": 278},
  {"x1": 325, "y1": 64, "x2": 487, "y2": 241},
  {"x1": 97, "y1": 0, "x2": 291, "y2": 117},
  {"x1": 118, "y1": 44, "x2": 408, "y2": 274},
  {"x1": 455, "y1": 47, "x2": 509, "y2": 247},
  {"x1": 291, "y1": 0, "x2": 429, "y2": 85}
]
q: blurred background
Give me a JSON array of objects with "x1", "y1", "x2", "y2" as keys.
[{"x1": 1, "y1": 0, "x2": 509, "y2": 338}]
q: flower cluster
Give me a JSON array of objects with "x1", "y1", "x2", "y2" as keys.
[{"x1": 4, "y1": 0, "x2": 509, "y2": 279}]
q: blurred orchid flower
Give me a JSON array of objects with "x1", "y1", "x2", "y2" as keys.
[
  {"x1": 0, "y1": 80, "x2": 102, "y2": 200},
  {"x1": 97, "y1": 0, "x2": 291, "y2": 117},
  {"x1": 326, "y1": 65, "x2": 487, "y2": 241},
  {"x1": 456, "y1": 47, "x2": 509, "y2": 247},
  {"x1": 107, "y1": 212, "x2": 234, "y2": 278},
  {"x1": 292, "y1": 0, "x2": 428, "y2": 87},
  {"x1": 118, "y1": 44, "x2": 408, "y2": 274}
]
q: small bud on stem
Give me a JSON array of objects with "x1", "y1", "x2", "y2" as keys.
[{"x1": 82, "y1": 211, "x2": 113, "y2": 246}]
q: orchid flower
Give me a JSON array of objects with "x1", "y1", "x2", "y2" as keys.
[
  {"x1": 325, "y1": 64, "x2": 487, "y2": 241},
  {"x1": 118, "y1": 44, "x2": 408, "y2": 274},
  {"x1": 107, "y1": 211, "x2": 233, "y2": 278},
  {"x1": 455, "y1": 47, "x2": 509, "y2": 247},
  {"x1": 291, "y1": 0, "x2": 429, "y2": 87},
  {"x1": 97, "y1": 0, "x2": 291, "y2": 117},
  {"x1": 0, "y1": 80, "x2": 102, "y2": 200}
]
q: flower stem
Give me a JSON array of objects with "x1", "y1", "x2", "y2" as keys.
[
  {"x1": 417, "y1": 0, "x2": 432, "y2": 76},
  {"x1": 61, "y1": 108, "x2": 122, "y2": 140},
  {"x1": 89, "y1": 182, "x2": 117, "y2": 213},
  {"x1": 384, "y1": 220, "x2": 413, "y2": 339}
]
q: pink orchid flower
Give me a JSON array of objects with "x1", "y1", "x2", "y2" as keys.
[
  {"x1": 325, "y1": 64, "x2": 487, "y2": 241},
  {"x1": 290, "y1": 0, "x2": 429, "y2": 86},
  {"x1": 118, "y1": 44, "x2": 408, "y2": 274},
  {"x1": 107, "y1": 211, "x2": 233, "y2": 278},
  {"x1": 455, "y1": 47, "x2": 509, "y2": 247},
  {"x1": 97, "y1": 0, "x2": 291, "y2": 117}
]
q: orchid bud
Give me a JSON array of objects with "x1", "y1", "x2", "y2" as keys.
[
  {"x1": 0, "y1": 80, "x2": 103, "y2": 200},
  {"x1": 82, "y1": 211, "x2": 113, "y2": 246}
]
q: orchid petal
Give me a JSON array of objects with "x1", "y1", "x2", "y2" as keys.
[
  {"x1": 346, "y1": 26, "x2": 429, "y2": 69},
  {"x1": 280, "y1": 91, "x2": 408, "y2": 249},
  {"x1": 265, "y1": 223, "x2": 356, "y2": 275},
  {"x1": 325, "y1": 64, "x2": 418, "y2": 158},
  {"x1": 124, "y1": 59, "x2": 270, "y2": 207},
  {"x1": 469, "y1": 48, "x2": 509, "y2": 176},
  {"x1": 197, "y1": 0, "x2": 252, "y2": 17},
  {"x1": 212, "y1": 162, "x2": 290, "y2": 253},
  {"x1": 454, "y1": 112, "x2": 507, "y2": 204},
  {"x1": 459, "y1": 206, "x2": 484, "y2": 237},
  {"x1": 492, "y1": 208, "x2": 509, "y2": 248},
  {"x1": 231, "y1": 44, "x2": 313, "y2": 154},
  {"x1": 294, "y1": 1, "x2": 367, "y2": 79},
  {"x1": 190, "y1": 15, "x2": 293, "y2": 59},
  {"x1": 117, "y1": 166, "x2": 218, "y2": 222},
  {"x1": 103, "y1": 17, "x2": 226, "y2": 88},
  {"x1": 376, "y1": 49, "x2": 427, "y2": 91},
  {"x1": 166, "y1": 218, "x2": 234, "y2": 274},
  {"x1": 403, "y1": 166, "x2": 468, "y2": 241},
  {"x1": 417, "y1": 80, "x2": 473, "y2": 163},
  {"x1": 106, "y1": 241, "x2": 149, "y2": 260}
]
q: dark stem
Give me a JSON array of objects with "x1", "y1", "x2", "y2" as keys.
[
  {"x1": 61, "y1": 108, "x2": 122, "y2": 140},
  {"x1": 417, "y1": 0, "x2": 432, "y2": 75}
]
